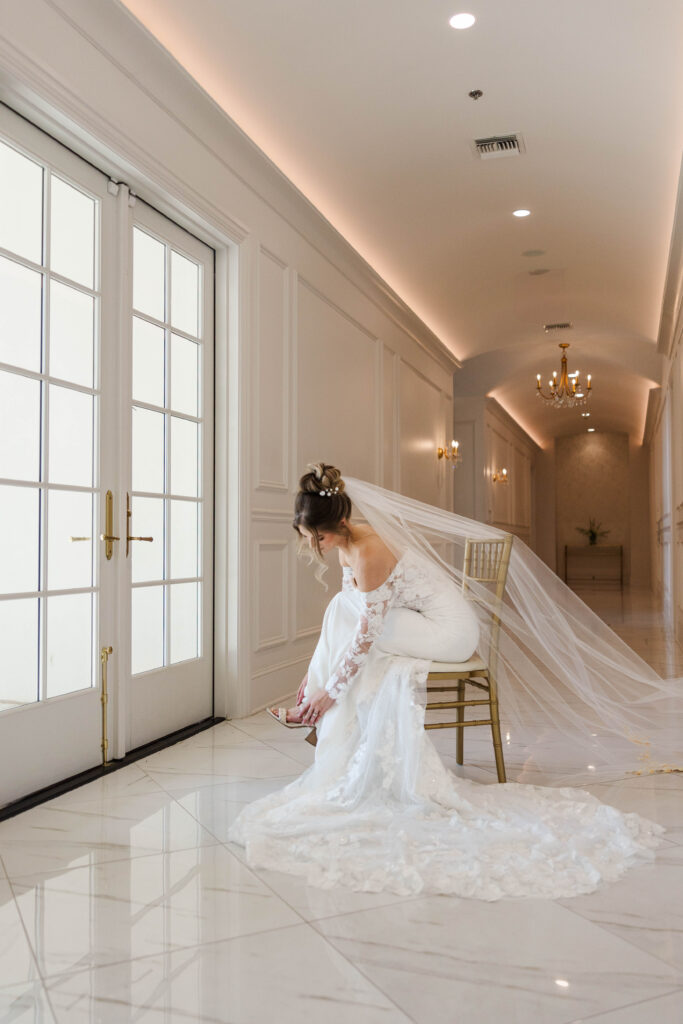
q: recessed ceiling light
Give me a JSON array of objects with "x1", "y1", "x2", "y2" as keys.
[
  {"x1": 581, "y1": 412, "x2": 590, "y2": 418},
  {"x1": 513, "y1": 209, "x2": 531, "y2": 217},
  {"x1": 587, "y1": 427, "x2": 595, "y2": 433},
  {"x1": 449, "y1": 13, "x2": 476, "y2": 29},
  {"x1": 555, "y1": 979, "x2": 570, "y2": 989}
]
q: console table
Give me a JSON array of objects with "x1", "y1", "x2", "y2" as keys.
[{"x1": 564, "y1": 545, "x2": 623, "y2": 589}]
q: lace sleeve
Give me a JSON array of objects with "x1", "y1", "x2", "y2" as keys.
[
  {"x1": 341, "y1": 566, "x2": 355, "y2": 593},
  {"x1": 325, "y1": 567, "x2": 400, "y2": 701}
]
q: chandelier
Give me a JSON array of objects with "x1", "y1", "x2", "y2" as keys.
[{"x1": 535, "y1": 343, "x2": 591, "y2": 408}]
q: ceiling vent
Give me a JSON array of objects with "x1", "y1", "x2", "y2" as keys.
[
  {"x1": 543, "y1": 322, "x2": 573, "y2": 332},
  {"x1": 473, "y1": 133, "x2": 526, "y2": 159}
]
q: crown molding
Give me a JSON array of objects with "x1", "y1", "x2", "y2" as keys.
[{"x1": 0, "y1": 0, "x2": 458, "y2": 374}]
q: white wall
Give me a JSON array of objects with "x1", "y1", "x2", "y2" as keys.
[
  {"x1": 533, "y1": 447, "x2": 556, "y2": 571},
  {"x1": 555, "y1": 433, "x2": 630, "y2": 577},
  {"x1": 648, "y1": 156, "x2": 683, "y2": 632},
  {"x1": 0, "y1": 0, "x2": 458, "y2": 719},
  {"x1": 629, "y1": 441, "x2": 651, "y2": 588},
  {"x1": 454, "y1": 397, "x2": 538, "y2": 547}
]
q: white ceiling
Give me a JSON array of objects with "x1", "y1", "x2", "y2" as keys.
[{"x1": 120, "y1": 0, "x2": 683, "y2": 446}]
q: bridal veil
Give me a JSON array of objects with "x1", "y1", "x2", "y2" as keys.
[{"x1": 344, "y1": 476, "x2": 683, "y2": 785}]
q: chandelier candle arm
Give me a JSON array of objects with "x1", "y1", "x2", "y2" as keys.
[{"x1": 535, "y1": 343, "x2": 592, "y2": 409}]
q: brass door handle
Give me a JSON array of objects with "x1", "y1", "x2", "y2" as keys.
[
  {"x1": 101, "y1": 491, "x2": 118, "y2": 560},
  {"x1": 125, "y1": 492, "x2": 154, "y2": 557}
]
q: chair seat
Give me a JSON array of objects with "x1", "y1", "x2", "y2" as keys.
[{"x1": 427, "y1": 656, "x2": 487, "y2": 674}]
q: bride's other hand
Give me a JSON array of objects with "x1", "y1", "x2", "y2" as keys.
[
  {"x1": 296, "y1": 673, "x2": 308, "y2": 707},
  {"x1": 301, "y1": 690, "x2": 335, "y2": 726}
]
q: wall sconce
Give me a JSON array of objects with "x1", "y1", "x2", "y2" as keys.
[
  {"x1": 492, "y1": 468, "x2": 509, "y2": 484},
  {"x1": 437, "y1": 440, "x2": 462, "y2": 466}
]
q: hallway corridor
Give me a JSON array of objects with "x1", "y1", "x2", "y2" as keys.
[{"x1": 0, "y1": 588, "x2": 682, "y2": 1023}]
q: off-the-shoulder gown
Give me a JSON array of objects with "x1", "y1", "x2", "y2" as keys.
[{"x1": 229, "y1": 551, "x2": 662, "y2": 899}]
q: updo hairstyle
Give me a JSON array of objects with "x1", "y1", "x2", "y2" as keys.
[{"x1": 293, "y1": 463, "x2": 352, "y2": 583}]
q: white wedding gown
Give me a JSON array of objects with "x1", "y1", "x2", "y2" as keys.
[{"x1": 229, "y1": 551, "x2": 663, "y2": 900}]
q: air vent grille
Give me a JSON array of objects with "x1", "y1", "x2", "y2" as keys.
[
  {"x1": 544, "y1": 322, "x2": 573, "y2": 332},
  {"x1": 473, "y1": 134, "x2": 526, "y2": 159}
]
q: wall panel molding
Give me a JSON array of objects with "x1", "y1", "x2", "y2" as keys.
[
  {"x1": 252, "y1": 540, "x2": 289, "y2": 652},
  {"x1": 251, "y1": 652, "x2": 312, "y2": 680},
  {"x1": 254, "y1": 244, "x2": 290, "y2": 492},
  {"x1": 298, "y1": 275, "x2": 377, "y2": 343},
  {"x1": 252, "y1": 508, "x2": 292, "y2": 523}
]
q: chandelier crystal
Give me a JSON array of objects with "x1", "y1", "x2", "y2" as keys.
[{"x1": 535, "y1": 343, "x2": 591, "y2": 409}]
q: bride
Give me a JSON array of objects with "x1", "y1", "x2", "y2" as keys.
[{"x1": 228, "y1": 464, "x2": 676, "y2": 900}]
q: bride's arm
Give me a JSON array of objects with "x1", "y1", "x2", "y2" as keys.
[
  {"x1": 299, "y1": 544, "x2": 399, "y2": 725},
  {"x1": 300, "y1": 570, "x2": 400, "y2": 725},
  {"x1": 325, "y1": 561, "x2": 399, "y2": 701}
]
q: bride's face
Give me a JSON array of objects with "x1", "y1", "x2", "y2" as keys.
[{"x1": 299, "y1": 525, "x2": 342, "y2": 554}]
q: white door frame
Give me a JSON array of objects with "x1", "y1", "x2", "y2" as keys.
[{"x1": 0, "y1": 98, "x2": 249, "y2": 807}]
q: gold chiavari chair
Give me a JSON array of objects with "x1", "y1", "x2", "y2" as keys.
[{"x1": 424, "y1": 536, "x2": 513, "y2": 783}]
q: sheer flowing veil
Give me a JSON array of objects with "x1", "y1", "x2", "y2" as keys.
[{"x1": 345, "y1": 476, "x2": 683, "y2": 785}]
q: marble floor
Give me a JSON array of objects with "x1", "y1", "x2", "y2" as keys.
[{"x1": 1, "y1": 588, "x2": 682, "y2": 1023}]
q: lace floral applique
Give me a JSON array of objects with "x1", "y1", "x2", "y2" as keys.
[
  {"x1": 325, "y1": 561, "x2": 404, "y2": 701},
  {"x1": 341, "y1": 566, "x2": 355, "y2": 593}
]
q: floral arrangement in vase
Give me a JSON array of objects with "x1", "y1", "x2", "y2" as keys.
[{"x1": 576, "y1": 518, "x2": 610, "y2": 546}]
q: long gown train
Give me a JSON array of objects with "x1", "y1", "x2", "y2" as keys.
[{"x1": 228, "y1": 555, "x2": 663, "y2": 900}]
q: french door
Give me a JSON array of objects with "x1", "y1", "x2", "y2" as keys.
[{"x1": 0, "y1": 106, "x2": 214, "y2": 807}]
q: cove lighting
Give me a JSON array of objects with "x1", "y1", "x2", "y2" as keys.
[
  {"x1": 449, "y1": 13, "x2": 476, "y2": 29},
  {"x1": 513, "y1": 209, "x2": 531, "y2": 217}
]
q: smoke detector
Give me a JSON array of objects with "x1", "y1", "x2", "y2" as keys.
[{"x1": 472, "y1": 134, "x2": 526, "y2": 159}]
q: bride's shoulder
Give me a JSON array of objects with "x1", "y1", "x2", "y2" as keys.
[{"x1": 352, "y1": 532, "x2": 398, "y2": 592}]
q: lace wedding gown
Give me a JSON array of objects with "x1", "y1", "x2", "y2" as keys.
[{"x1": 229, "y1": 551, "x2": 663, "y2": 900}]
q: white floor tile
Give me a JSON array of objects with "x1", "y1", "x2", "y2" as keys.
[
  {"x1": 0, "y1": 792, "x2": 218, "y2": 881},
  {"x1": 568, "y1": 989, "x2": 683, "y2": 1023},
  {"x1": 0, "y1": 981, "x2": 56, "y2": 1023},
  {"x1": 0, "y1": 878, "x2": 41, "y2": 989},
  {"x1": 557, "y1": 842, "x2": 683, "y2": 970},
  {"x1": 314, "y1": 896, "x2": 682, "y2": 1024},
  {"x1": 583, "y1": 778, "x2": 683, "y2": 844},
  {"x1": 173, "y1": 775, "x2": 297, "y2": 843},
  {"x1": 139, "y1": 743, "x2": 303, "y2": 779},
  {"x1": 43, "y1": 764, "x2": 165, "y2": 809},
  {"x1": 254, "y1": 864, "x2": 419, "y2": 923},
  {"x1": 45, "y1": 924, "x2": 411, "y2": 1023},
  {"x1": 12, "y1": 844, "x2": 302, "y2": 978}
]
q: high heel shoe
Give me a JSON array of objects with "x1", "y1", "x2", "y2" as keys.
[{"x1": 266, "y1": 707, "x2": 307, "y2": 729}]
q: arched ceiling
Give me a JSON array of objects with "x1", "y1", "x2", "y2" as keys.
[{"x1": 120, "y1": 0, "x2": 683, "y2": 446}]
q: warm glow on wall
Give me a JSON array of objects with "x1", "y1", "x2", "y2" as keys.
[
  {"x1": 486, "y1": 391, "x2": 545, "y2": 448},
  {"x1": 118, "y1": 0, "x2": 461, "y2": 357}
]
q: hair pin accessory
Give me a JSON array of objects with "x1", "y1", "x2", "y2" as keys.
[{"x1": 319, "y1": 486, "x2": 340, "y2": 497}]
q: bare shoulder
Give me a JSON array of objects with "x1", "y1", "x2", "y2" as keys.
[{"x1": 353, "y1": 532, "x2": 398, "y2": 593}]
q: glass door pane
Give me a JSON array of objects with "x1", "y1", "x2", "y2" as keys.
[
  {"x1": 0, "y1": 105, "x2": 111, "y2": 806},
  {"x1": 128, "y1": 204, "x2": 213, "y2": 749},
  {"x1": 0, "y1": 121, "x2": 101, "y2": 715},
  {"x1": 130, "y1": 224, "x2": 206, "y2": 674}
]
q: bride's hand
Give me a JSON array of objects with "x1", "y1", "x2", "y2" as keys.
[
  {"x1": 296, "y1": 673, "x2": 308, "y2": 707},
  {"x1": 300, "y1": 690, "x2": 335, "y2": 726}
]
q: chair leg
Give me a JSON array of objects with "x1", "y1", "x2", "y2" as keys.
[
  {"x1": 456, "y1": 680, "x2": 464, "y2": 765},
  {"x1": 489, "y1": 692, "x2": 507, "y2": 783}
]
